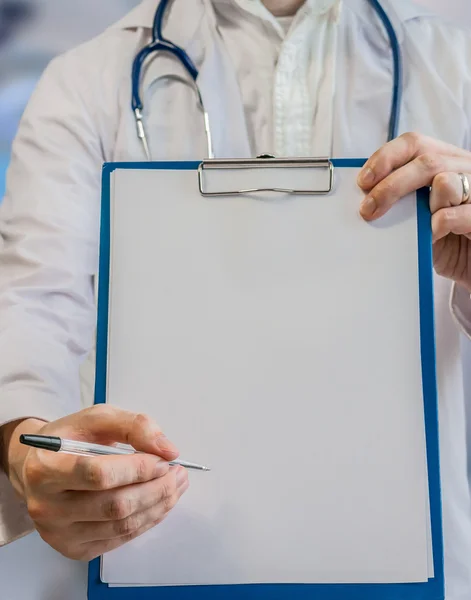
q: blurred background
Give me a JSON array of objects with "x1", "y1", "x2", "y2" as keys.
[{"x1": 0, "y1": 0, "x2": 140, "y2": 196}]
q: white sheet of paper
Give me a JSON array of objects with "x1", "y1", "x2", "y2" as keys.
[{"x1": 101, "y1": 166, "x2": 432, "y2": 586}]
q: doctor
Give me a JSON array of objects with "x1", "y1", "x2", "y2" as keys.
[{"x1": 0, "y1": 0, "x2": 471, "y2": 597}]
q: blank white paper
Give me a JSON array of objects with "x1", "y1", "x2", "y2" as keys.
[{"x1": 101, "y1": 166, "x2": 432, "y2": 586}]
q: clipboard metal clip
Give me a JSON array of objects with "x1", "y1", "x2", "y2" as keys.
[{"x1": 197, "y1": 157, "x2": 334, "y2": 197}]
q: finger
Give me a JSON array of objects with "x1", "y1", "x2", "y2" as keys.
[
  {"x1": 58, "y1": 465, "x2": 188, "y2": 522},
  {"x1": 430, "y1": 172, "x2": 471, "y2": 214},
  {"x1": 75, "y1": 518, "x2": 166, "y2": 561},
  {"x1": 359, "y1": 156, "x2": 471, "y2": 220},
  {"x1": 357, "y1": 132, "x2": 469, "y2": 191},
  {"x1": 432, "y1": 204, "x2": 471, "y2": 242},
  {"x1": 28, "y1": 450, "x2": 170, "y2": 493},
  {"x1": 70, "y1": 470, "x2": 189, "y2": 542},
  {"x1": 76, "y1": 405, "x2": 179, "y2": 459}
]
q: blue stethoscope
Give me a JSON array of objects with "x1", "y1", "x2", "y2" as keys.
[{"x1": 131, "y1": 0, "x2": 402, "y2": 160}]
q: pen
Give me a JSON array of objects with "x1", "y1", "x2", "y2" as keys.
[{"x1": 19, "y1": 434, "x2": 211, "y2": 471}]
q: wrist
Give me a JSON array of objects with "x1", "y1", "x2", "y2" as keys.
[{"x1": 0, "y1": 418, "x2": 46, "y2": 497}]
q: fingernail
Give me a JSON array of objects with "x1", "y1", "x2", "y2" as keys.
[
  {"x1": 359, "y1": 167, "x2": 375, "y2": 188},
  {"x1": 156, "y1": 432, "x2": 178, "y2": 454},
  {"x1": 176, "y1": 467, "x2": 188, "y2": 487},
  {"x1": 360, "y1": 196, "x2": 376, "y2": 218}
]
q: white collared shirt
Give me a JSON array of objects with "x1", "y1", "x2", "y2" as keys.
[{"x1": 213, "y1": 0, "x2": 341, "y2": 156}]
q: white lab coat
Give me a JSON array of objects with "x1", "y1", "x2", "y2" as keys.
[{"x1": 1, "y1": 0, "x2": 471, "y2": 597}]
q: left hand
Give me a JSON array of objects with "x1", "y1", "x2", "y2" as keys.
[{"x1": 357, "y1": 132, "x2": 471, "y2": 293}]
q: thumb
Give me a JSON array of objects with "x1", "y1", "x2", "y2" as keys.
[{"x1": 73, "y1": 405, "x2": 179, "y2": 460}]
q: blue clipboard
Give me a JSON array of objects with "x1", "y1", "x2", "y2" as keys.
[{"x1": 88, "y1": 158, "x2": 444, "y2": 600}]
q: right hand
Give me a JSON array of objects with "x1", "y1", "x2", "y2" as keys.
[{"x1": 2, "y1": 405, "x2": 189, "y2": 560}]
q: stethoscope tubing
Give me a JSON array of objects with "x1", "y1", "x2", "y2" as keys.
[{"x1": 131, "y1": 0, "x2": 402, "y2": 159}]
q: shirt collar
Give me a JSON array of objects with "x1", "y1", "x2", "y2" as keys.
[
  {"x1": 214, "y1": 0, "x2": 339, "y2": 26},
  {"x1": 231, "y1": 0, "x2": 338, "y2": 16},
  {"x1": 212, "y1": 0, "x2": 340, "y2": 40}
]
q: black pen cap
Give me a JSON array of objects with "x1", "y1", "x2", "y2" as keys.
[{"x1": 19, "y1": 434, "x2": 62, "y2": 452}]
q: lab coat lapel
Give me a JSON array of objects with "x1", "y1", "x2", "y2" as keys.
[
  {"x1": 194, "y1": 3, "x2": 251, "y2": 158},
  {"x1": 138, "y1": 0, "x2": 251, "y2": 159},
  {"x1": 332, "y1": 0, "x2": 398, "y2": 157},
  {"x1": 332, "y1": 0, "x2": 457, "y2": 158}
]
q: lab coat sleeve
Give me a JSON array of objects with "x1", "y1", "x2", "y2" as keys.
[
  {"x1": 450, "y1": 37, "x2": 471, "y2": 341},
  {"x1": 0, "y1": 52, "x2": 103, "y2": 545}
]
